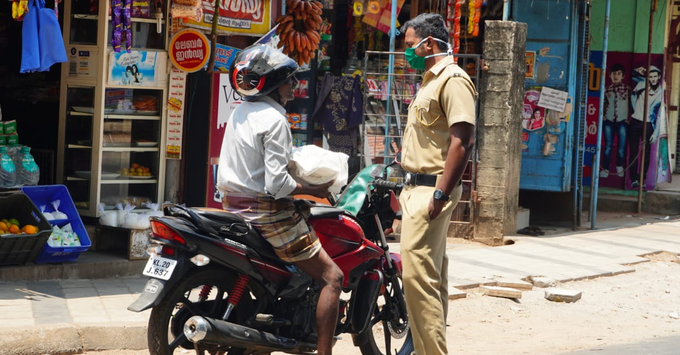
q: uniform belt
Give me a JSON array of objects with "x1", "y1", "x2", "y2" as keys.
[{"x1": 403, "y1": 172, "x2": 438, "y2": 187}]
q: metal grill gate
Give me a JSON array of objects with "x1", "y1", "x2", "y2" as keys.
[{"x1": 360, "y1": 51, "x2": 481, "y2": 232}]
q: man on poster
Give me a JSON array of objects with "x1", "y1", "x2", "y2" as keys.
[
  {"x1": 628, "y1": 65, "x2": 663, "y2": 189},
  {"x1": 600, "y1": 63, "x2": 630, "y2": 179}
]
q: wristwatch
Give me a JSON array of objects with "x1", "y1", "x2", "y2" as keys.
[{"x1": 433, "y1": 189, "x2": 450, "y2": 202}]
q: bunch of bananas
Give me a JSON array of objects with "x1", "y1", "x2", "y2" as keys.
[{"x1": 276, "y1": 0, "x2": 324, "y2": 66}]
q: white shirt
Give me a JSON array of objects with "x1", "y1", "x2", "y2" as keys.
[{"x1": 217, "y1": 96, "x2": 298, "y2": 199}]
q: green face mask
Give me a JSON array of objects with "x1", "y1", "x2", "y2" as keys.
[{"x1": 405, "y1": 37, "x2": 451, "y2": 70}]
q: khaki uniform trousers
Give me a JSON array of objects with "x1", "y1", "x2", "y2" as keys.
[{"x1": 399, "y1": 184, "x2": 462, "y2": 355}]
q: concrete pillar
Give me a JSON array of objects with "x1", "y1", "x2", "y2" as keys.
[{"x1": 473, "y1": 21, "x2": 527, "y2": 245}]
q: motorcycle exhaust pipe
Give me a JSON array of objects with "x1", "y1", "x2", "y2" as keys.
[{"x1": 184, "y1": 316, "x2": 316, "y2": 353}]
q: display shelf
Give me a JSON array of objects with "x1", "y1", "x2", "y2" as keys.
[
  {"x1": 57, "y1": 0, "x2": 168, "y2": 218},
  {"x1": 104, "y1": 114, "x2": 161, "y2": 120},
  {"x1": 101, "y1": 179, "x2": 158, "y2": 184},
  {"x1": 107, "y1": 16, "x2": 166, "y2": 24},
  {"x1": 102, "y1": 147, "x2": 159, "y2": 152}
]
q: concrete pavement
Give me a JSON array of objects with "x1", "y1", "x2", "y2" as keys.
[{"x1": 1, "y1": 220, "x2": 679, "y2": 355}]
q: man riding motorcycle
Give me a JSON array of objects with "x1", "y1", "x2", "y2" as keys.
[{"x1": 217, "y1": 44, "x2": 344, "y2": 355}]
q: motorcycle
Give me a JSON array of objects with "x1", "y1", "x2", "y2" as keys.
[{"x1": 128, "y1": 163, "x2": 413, "y2": 355}]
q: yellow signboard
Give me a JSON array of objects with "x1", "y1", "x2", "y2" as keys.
[{"x1": 181, "y1": 0, "x2": 271, "y2": 36}]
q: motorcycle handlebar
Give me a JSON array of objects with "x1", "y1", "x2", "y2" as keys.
[{"x1": 372, "y1": 179, "x2": 403, "y2": 192}]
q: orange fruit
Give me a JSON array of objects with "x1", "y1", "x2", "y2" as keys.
[
  {"x1": 22, "y1": 225, "x2": 38, "y2": 235},
  {"x1": 0, "y1": 222, "x2": 8, "y2": 232},
  {"x1": 8, "y1": 224, "x2": 20, "y2": 234}
]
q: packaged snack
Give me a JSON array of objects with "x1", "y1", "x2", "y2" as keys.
[
  {"x1": 3, "y1": 120, "x2": 17, "y2": 135},
  {"x1": 131, "y1": 0, "x2": 152, "y2": 18},
  {"x1": 6, "y1": 134, "x2": 18, "y2": 145},
  {"x1": 0, "y1": 136, "x2": 5, "y2": 146}
]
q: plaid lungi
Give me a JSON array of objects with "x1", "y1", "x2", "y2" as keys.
[{"x1": 222, "y1": 192, "x2": 321, "y2": 263}]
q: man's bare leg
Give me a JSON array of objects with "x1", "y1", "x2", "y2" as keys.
[{"x1": 295, "y1": 248, "x2": 344, "y2": 355}]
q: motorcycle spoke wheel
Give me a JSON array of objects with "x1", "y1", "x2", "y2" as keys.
[
  {"x1": 147, "y1": 268, "x2": 254, "y2": 355},
  {"x1": 356, "y1": 274, "x2": 414, "y2": 355}
]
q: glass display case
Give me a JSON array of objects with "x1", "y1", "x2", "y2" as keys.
[{"x1": 57, "y1": 0, "x2": 168, "y2": 217}]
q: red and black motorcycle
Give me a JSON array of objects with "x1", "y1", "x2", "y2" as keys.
[{"x1": 128, "y1": 164, "x2": 412, "y2": 355}]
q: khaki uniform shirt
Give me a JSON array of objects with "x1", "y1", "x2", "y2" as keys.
[{"x1": 402, "y1": 56, "x2": 477, "y2": 175}]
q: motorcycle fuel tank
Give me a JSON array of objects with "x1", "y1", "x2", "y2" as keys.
[{"x1": 310, "y1": 214, "x2": 366, "y2": 258}]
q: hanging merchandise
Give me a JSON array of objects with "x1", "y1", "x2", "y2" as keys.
[
  {"x1": 473, "y1": 0, "x2": 482, "y2": 37},
  {"x1": 20, "y1": 0, "x2": 68, "y2": 73},
  {"x1": 170, "y1": 0, "x2": 203, "y2": 22},
  {"x1": 362, "y1": 0, "x2": 405, "y2": 35},
  {"x1": 20, "y1": 0, "x2": 39, "y2": 72},
  {"x1": 111, "y1": 0, "x2": 134, "y2": 53},
  {"x1": 12, "y1": 0, "x2": 29, "y2": 21},
  {"x1": 453, "y1": 0, "x2": 463, "y2": 54},
  {"x1": 275, "y1": 0, "x2": 324, "y2": 66}
]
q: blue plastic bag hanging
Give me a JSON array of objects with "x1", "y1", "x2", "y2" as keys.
[
  {"x1": 20, "y1": 0, "x2": 40, "y2": 73},
  {"x1": 37, "y1": 0, "x2": 67, "y2": 71}
]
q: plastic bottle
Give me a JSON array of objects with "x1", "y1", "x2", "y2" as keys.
[
  {"x1": 0, "y1": 146, "x2": 17, "y2": 188},
  {"x1": 17, "y1": 146, "x2": 40, "y2": 186}
]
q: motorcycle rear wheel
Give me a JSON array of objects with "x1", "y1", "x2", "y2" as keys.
[
  {"x1": 147, "y1": 268, "x2": 254, "y2": 355},
  {"x1": 355, "y1": 273, "x2": 414, "y2": 355}
]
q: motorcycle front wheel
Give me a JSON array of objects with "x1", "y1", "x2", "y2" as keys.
[
  {"x1": 147, "y1": 267, "x2": 255, "y2": 355},
  {"x1": 355, "y1": 273, "x2": 414, "y2": 355}
]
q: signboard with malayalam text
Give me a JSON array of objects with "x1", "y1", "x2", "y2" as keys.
[{"x1": 169, "y1": 29, "x2": 210, "y2": 73}]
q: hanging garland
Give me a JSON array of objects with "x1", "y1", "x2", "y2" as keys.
[{"x1": 453, "y1": 0, "x2": 463, "y2": 54}]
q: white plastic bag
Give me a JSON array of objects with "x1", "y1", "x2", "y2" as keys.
[
  {"x1": 144, "y1": 202, "x2": 164, "y2": 218},
  {"x1": 40, "y1": 205, "x2": 55, "y2": 221},
  {"x1": 48, "y1": 223, "x2": 81, "y2": 247},
  {"x1": 289, "y1": 145, "x2": 349, "y2": 194},
  {"x1": 98, "y1": 203, "x2": 118, "y2": 227},
  {"x1": 51, "y1": 200, "x2": 68, "y2": 220}
]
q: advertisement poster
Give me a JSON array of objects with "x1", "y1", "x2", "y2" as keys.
[
  {"x1": 522, "y1": 89, "x2": 545, "y2": 131},
  {"x1": 166, "y1": 68, "x2": 187, "y2": 159},
  {"x1": 181, "y1": 0, "x2": 271, "y2": 36},
  {"x1": 108, "y1": 50, "x2": 159, "y2": 87},
  {"x1": 213, "y1": 44, "x2": 242, "y2": 72},
  {"x1": 206, "y1": 73, "x2": 243, "y2": 207},
  {"x1": 583, "y1": 51, "x2": 672, "y2": 191},
  {"x1": 525, "y1": 51, "x2": 535, "y2": 79}
]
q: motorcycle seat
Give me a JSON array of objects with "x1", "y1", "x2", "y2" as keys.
[
  {"x1": 177, "y1": 207, "x2": 285, "y2": 264},
  {"x1": 309, "y1": 206, "x2": 350, "y2": 219}
]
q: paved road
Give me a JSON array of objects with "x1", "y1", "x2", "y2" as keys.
[
  {"x1": 1, "y1": 220, "x2": 679, "y2": 355},
  {"x1": 561, "y1": 335, "x2": 680, "y2": 355}
]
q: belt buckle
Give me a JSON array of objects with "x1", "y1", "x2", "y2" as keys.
[{"x1": 405, "y1": 173, "x2": 413, "y2": 185}]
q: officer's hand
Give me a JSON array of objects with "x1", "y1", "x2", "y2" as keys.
[{"x1": 428, "y1": 198, "x2": 446, "y2": 220}]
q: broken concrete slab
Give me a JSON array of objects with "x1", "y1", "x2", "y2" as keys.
[
  {"x1": 527, "y1": 276, "x2": 557, "y2": 288},
  {"x1": 480, "y1": 285, "x2": 522, "y2": 299},
  {"x1": 495, "y1": 278, "x2": 533, "y2": 291},
  {"x1": 545, "y1": 288, "x2": 582, "y2": 303},
  {"x1": 448, "y1": 286, "x2": 467, "y2": 300}
]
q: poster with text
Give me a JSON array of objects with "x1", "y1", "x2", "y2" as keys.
[
  {"x1": 166, "y1": 68, "x2": 187, "y2": 159},
  {"x1": 108, "y1": 50, "x2": 160, "y2": 87},
  {"x1": 181, "y1": 0, "x2": 271, "y2": 36},
  {"x1": 206, "y1": 73, "x2": 243, "y2": 207}
]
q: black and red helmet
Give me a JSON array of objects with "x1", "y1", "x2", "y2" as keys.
[{"x1": 229, "y1": 45, "x2": 299, "y2": 102}]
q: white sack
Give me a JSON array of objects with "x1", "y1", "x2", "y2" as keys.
[
  {"x1": 289, "y1": 145, "x2": 348, "y2": 194},
  {"x1": 98, "y1": 203, "x2": 118, "y2": 227}
]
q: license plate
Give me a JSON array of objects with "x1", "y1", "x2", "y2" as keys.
[{"x1": 142, "y1": 255, "x2": 177, "y2": 281}]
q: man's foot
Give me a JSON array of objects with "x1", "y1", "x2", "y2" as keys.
[
  {"x1": 599, "y1": 169, "x2": 609, "y2": 178},
  {"x1": 616, "y1": 166, "x2": 624, "y2": 177},
  {"x1": 631, "y1": 180, "x2": 639, "y2": 188}
]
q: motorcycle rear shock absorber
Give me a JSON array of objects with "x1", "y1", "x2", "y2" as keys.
[{"x1": 222, "y1": 274, "x2": 250, "y2": 320}]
